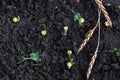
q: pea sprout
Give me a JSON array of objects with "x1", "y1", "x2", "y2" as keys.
[
  {"x1": 41, "y1": 24, "x2": 47, "y2": 36},
  {"x1": 41, "y1": 24, "x2": 46, "y2": 29},
  {"x1": 12, "y1": 16, "x2": 20, "y2": 23},
  {"x1": 66, "y1": 6, "x2": 85, "y2": 27},
  {"x1": 18, "y1": 52, "x2": 41, "y2": 63},
  {"x1": 74, "y1": 13, "x2": 85, "y2": 26},
  {"x1": 67, "y1": 50, "x2": 72, "y2": 56},
  {"x1": 113, "y1": 48, "x2": 120, "y2": 56},
  {"x1": 41, "y1": 30, "x2": 47, "y2": 36},
  {"x1": 62, "y1": 26, "x2": 68, "y2": 36},
  {"x1": 67, "y1": 62, "x2": 73, "y2": 69},
  {"x1": 117, "y1": 6, "x2": 120, "y2": 8},
  {"x1": 66, "y1": 50, "x2": 74, "y2": 69}
]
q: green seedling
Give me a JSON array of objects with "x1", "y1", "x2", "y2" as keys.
[
  {"x1": 41, "y1": 24, "x2": 46, "y2": 29},
  {"x1": 67, "y1": 62, "x2": 73, "y2": 69},
  {"x1": 67, "y1": 58, "x2": 74, "y2": 69},
  {"x1": 67, "y1": 50, "x2": 72, "y2": 56},
  {"x1": 41, "y1": 24, "x2": 47, "y2": 36},
  {"x1": 12, "y1": 16, "x2": 20, "y2": 23},
  {"x1": 19, "y1": 52, "x2": 41, "y2": 63},
  {"x1": 113, "y1": 48, "x2": 120, "y2": 56},
  {"x1": 113, "y1": 48, "x2": 118, "y2": 51},
  {"x1": 66, "y1": 50, "x2": 74, "y2": 69},
  {"x1": 116, "y1": 52, "x2": 120, "y2": 56},
  {"x1": 70, "y1": 9, "x2": 85, "y2": 27},
  {"x1": 62, "y1": 26, "x2": 68, "y2": 36},
  {"x1": 74, "y1": 13, "x2": 85, "y2": 24},
  {"x1": 117, "y1": 6, "x2": 120, "y2": 8},
  {"x1": 66, "y1": 6, "x2": 85, "y2": 27},
  {"x1": 41, "y1": 30, "x2": 47, "y2": 36},
  {"x1": 73, "y1": 12, "x2": 85, "y2": 27}
]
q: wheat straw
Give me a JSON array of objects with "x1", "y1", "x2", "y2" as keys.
[
  {"x1": 77, "y1": 21, "x2": 99, "y2": 54},
  {"x1": 86, "y1": 4, "x2": 101, "y2": 79},
  {"x1": 95, "y1": 0, "x2": 112, "y2": 27}
]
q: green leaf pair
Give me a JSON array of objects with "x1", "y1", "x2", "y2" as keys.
[
  {"x1": 73, "y1": 13, "x2": 85, "y2": 27},
  {"x1": 117, "y1": 6, "x2": 120, "y2": 8},
  {"x1": 113, "y1": 48, "x2": 120, "y2": 56},
  {"x1": 116, "y1": 52, "x2": 120, "y2": 56},
  {"x1": 74, "y1": 13, "x2": 81, "y2": 21},
  {"x1": 29, "y1": 52, "x2": 41, "y2": 62},
  {"x1": 19, "y1": 52, "x2": 41, "y2": 63}
]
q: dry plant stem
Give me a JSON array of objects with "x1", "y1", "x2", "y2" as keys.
[
  {"x1": 95, "y1": 0, "x2": 112, "y2": 27},
  {"x1": 77, "y1": 0, "x2": 112, "y2": 54},
  {"x1": 77, "y1": 21, "x2": 99, "y2": 54},
  {"x1": 86, "y1": 6, "x2": 101, "y2": 79},
  {"x1": 76, "y1": 0, "x2": 80, "y2": 3}
]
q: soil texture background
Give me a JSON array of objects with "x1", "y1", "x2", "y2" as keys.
[{"x1": 0, "y1": 0, "x2": 120, "y2": 80}]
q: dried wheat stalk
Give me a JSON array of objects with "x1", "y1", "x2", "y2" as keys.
[
  {"x1": 76, "y1": 0, "x2": 80, "y2": 3},
  {"x1": 77, "y1": 0, "x2": 112, "y2": 79},
  {"x1": 86, "y1": 5, "x2": 101, "y2": 79},
  {"x1": 87, "y1": 0, "x2": 102, "y2": 80},
  {"x1": 95, "y1": 0, "x2": 112, "y2": 27},
  {"x1": 77, "y1": 22, "x2": 99, "y2": 54},
  {"x1": 77, "y1": 0, "x2": 112, "y2": 54},
  {"x1": 86, "y1": 47, "x2": 99, "y2": 79},
  {"x1": 86, "y1": 0, "x2": 113, "y2": 79}
]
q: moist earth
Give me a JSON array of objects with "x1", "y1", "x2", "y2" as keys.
[{"x1": 0, "y1": 0, "x2": 120, "y2": 80}]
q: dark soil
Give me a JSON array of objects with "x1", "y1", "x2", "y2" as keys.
[{"x1": 0, "y1": 0, "x2": 120, "y2": 80}]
